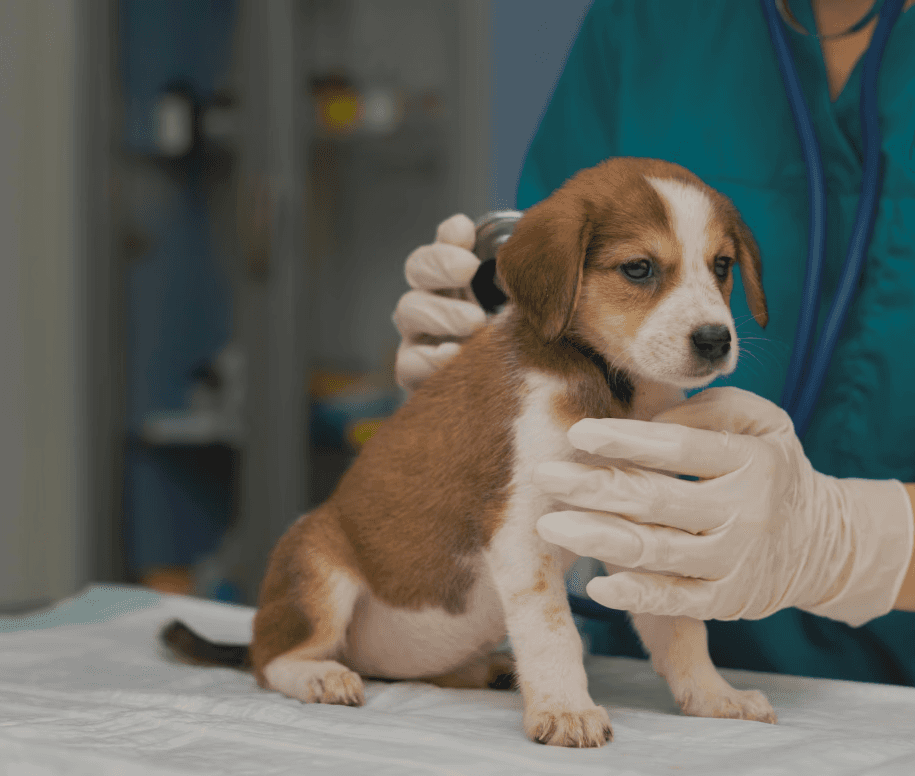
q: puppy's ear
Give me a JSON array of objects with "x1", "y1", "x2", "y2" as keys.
[
  {"x1": 733, "y1": 215, "x2": 768, "y2": 329},
  {"x1": 496, "y1": 198, "x2": 593, "y2": 343}
]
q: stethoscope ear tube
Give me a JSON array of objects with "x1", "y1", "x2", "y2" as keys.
[{"x1": 762, "y1": 0, "x2": 905, "y2": 438}]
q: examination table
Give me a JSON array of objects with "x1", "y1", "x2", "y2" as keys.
[{"x1": 2, "y1": 585, "x2": 915, "y2": 775}]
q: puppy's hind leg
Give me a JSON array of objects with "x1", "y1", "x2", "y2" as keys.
[{"x1": 251, "y1": 509, "x2": 366, "y2": 706}]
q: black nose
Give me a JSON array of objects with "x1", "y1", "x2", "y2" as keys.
[{"x1": 691, "y1": 325, "x2": 731, "y2": 362}]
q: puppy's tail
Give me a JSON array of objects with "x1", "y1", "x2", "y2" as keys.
[{"x1": 160, "y1": 620, "x2": 251, "y2": 670}]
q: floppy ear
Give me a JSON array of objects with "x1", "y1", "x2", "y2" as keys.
[
  {"x1": 733, "y1": 216, "x2": 768, "y2": 328},
  {"x1": 496, "y1": 197, "x2": 593, "y2": 343}
]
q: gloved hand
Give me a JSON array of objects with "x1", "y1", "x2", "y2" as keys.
[
  {"x1": 535, "y1": 387, "x2": 914, "y2": 627},
  {"x1": 393, "y1": 214, "x2": 487, "y2": 391}
]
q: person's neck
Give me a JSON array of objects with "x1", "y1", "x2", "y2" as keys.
[
  {"x1": 809, "y1": 0, "x2": 912, "y2": 100},
  {"x1": 811, "y1": 0, "x2": 879, "y2": 38}
]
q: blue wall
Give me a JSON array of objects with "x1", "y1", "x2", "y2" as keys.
[{"x1": 491, "y1": 0, "x2": 593, "y2": 208}]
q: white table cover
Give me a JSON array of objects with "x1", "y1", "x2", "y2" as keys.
[{"x1": 1, "y1": 586, "x2": 914, "y2": 775}]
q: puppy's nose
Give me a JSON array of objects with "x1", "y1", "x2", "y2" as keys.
[{"x1": 691, "y1": 325, "x2": 731, "y2": 362}]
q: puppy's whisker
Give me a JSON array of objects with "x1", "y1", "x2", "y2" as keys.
[
  {"x1": 733, "y1": 318, "x2": 768, "y2": 334},
  {"x1": 739, "y1": 340, "x2": 789, "y2": 370},
  {"x1": 736, "y1": 333, "x2": 791, "y2": 360},
  {"x1": 738, "y1": 351, "x2": 781, "y2": 377},
  {"x1": 737, "y1": 339, "x2": 790, "y2": 380},
  {"x1": 737, "y1": 347, "x2": 765, "y2": 368},
  {"x1": 739, "y1": 336, "x2": 790, "y2": 351},
  {"x1": 731, "y1": 313, "x2": 758, "y2": 326},
  {"x1": 736, "y1": 351, "x2": 767, "y2": 382}
]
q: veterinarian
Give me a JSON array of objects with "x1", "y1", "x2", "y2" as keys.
[{"x1": 392, "y1": 0, "x2": 915, "y2": 685}]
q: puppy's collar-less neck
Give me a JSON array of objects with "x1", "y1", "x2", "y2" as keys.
[{"x1": 562, "y1": 336, "x2": 635, "y2": 408}]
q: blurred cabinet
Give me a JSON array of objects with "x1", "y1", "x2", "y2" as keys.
[
  {"x1": 50, "y1": 0, "x2": 492, "y2": 605},
  {"x1": 221, "y1": 0, "x2": 492, "y2": 602},
  {"x1": 226, "y1": 0, "x2": 311, "y2": 602},
  {"x1": 0, "y1": 0, "x2": 587, "y2": 610}
]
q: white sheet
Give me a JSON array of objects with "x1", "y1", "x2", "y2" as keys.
[{"x1": 2, "y1": 586, "x2": 915, "y2": 775}]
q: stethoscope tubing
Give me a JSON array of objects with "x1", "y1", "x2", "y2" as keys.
[
  {"x1": 762, "y1": 0, "x2": 905, "y2": 437},
  {"x1": 788, "y1": 0, "x2": 905, "y2": 436},
  {"x1": 761, "y1": 0, "x2": 828, "y2": 420}
]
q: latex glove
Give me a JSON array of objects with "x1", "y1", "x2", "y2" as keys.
[
  {"x1": 393, "y1": 214, "x2": 487, "y2": 391},
  {"x1": 535, "y1": 387, "x2": 914, "y2": 627}
]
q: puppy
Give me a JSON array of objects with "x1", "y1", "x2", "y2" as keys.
[{"x1": 163, "y1": 158, "x2": 776, "y2": 747}]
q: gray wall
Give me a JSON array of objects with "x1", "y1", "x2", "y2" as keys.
[
  {"x1": 491, "y1": 0, "x2": 593, "y2": 208},
  {"x1": 0, "y1": 0, "x2": 89, "y2": 609}
]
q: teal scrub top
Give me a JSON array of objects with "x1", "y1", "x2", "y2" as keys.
[{"x1": 517, "y1": 0, "x2": 915, "y2": 685}]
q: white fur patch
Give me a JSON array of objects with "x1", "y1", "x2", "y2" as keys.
[
  {"x1": 343, "y1": 566, "x2": 505, "y2": 680},
  {"x1": 646, "y1": 176, "x2": 712, "y2": 275},
  {"x1": 483, "y1": 372, "x2": 593, "y2": 709},
  {"x1": 632, "y1": 177, "x2": 738, "y2": 387}
]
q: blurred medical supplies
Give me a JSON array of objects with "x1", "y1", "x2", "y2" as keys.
[
  {"x1": 308, "y1": 369, "x2": 400, "y2": 453},
  {"x1": 142, "y1": 344, "x2": 246, "y2": 447},
  {"x1": 311, "y1": 73, "x2": 443, "y2": 138}
]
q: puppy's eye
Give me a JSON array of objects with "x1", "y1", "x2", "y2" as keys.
[
  {"x1": 714, "y1": 256, "x2": 733, "y2": 280},
  {"x1": 620, "y1": 259, "x2": 653, "y2": 281}
]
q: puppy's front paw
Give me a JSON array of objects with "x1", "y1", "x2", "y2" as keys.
[
  {"x1": 679, "y1": 686, "x2": 776, "y2": 724},
  {"x1": 524, "y1": 705, "x2": 613, "y2": 747}
]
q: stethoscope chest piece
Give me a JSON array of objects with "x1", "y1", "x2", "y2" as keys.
[{"x1": 471, "y1": 210, "x2": 522, "y2": 313}]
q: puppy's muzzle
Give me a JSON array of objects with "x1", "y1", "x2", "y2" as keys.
[{"x1": 691, "y1": 325, "x2": 732, "y2": 363}]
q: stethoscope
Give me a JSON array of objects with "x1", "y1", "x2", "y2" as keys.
[
  {"x1": 564, "y1": 0, "x2": 908, "y2": 623},
  {"x1": 762, "y1": 0, "x2": 906, "y2": 438}
]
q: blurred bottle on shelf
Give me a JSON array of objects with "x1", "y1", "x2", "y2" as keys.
[{"x1": 310, "y1": 72, "x2": 444, "y2": 139}]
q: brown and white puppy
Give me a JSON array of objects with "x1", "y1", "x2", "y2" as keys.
[{"x1": 163, "y1": 158, "x2": 775, "y2": 747}]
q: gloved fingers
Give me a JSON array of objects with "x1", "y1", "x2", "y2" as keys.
[
  {"x1": 567, "y1": 416, "x2": 756, "y2": 481},
  {"x1": 652, "y1": 386, "x2": 794, "y2": 438},
  {"x1": 393, "y1": 290, "x2": 487, "y2": 339},
  {"x1": 405, "y1": 243, "x2": 481, "y2": 291},
  {"x1": 534, "y1": 461, "x2": 726, "y2": 533},
  {"x1": 585, "y1": 572, "x2": 731, "y2": 620},
  {"x1": 395, "y1": 341, "x2": 463, "y2": 391},
  {"x1": 434, "y1": 213, "x2": 476, "y2": 250},
  {"x1": 536, "y1": 510, "x2": 726, "y2": 578}
]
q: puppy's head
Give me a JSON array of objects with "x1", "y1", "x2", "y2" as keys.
[{"x1": 497, "y1": 158, "x2": 767, "y2": 390}]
